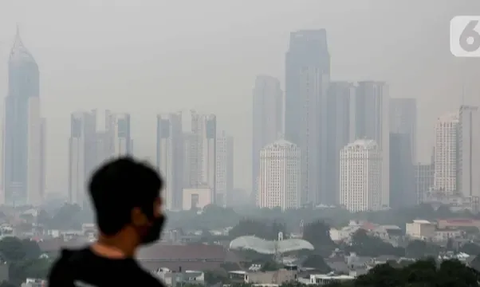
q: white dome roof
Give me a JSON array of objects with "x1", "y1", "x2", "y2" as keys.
[{"x1": 229, "y1": 235, "x2": 314, "y2": 254}]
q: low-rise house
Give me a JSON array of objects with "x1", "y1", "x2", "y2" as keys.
[
  {"x1": 154, "y1": 268, "x2": 204, "y2": 287},
  {"x1": 297, "y1": 273, "x2": 354, "y2": 286},
  {"x1": 228, "y1": 269, "x2": 296, "y2": 285},
  {"x1": 406, "y1": 220, "x2": 436, "y2": 240}
]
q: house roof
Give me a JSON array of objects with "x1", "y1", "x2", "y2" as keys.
[{"x1": 137, "y1": 244, "x2": 236, "y2": 261}]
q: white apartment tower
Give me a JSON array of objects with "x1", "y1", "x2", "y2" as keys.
[
  {"x1": 340, "y1": 139, "x2": 382, "y2": 212},
  {"x1": 258, "y1": 140, "x2": 301, "y2": 210},
  {"x1": 433, "y1": 112, "x2": 459, "y2": 193},
  {"x1": 156, "y1": 112, "x2": 183, "y2": 210},
  {"x1": 216, "y1": 131, "x2": 234, "y2": 207},
  {"x1": 458, "y1": 106, "x2": 480, "y2": 198}
]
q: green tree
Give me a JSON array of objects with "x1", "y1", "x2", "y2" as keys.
[
  {"x1": 21, "y1": 239, "x2": 41, "y2": 260},
  {"x1": 349, "y1": 229, "x2": 404, "y2": 257},
  {"x1": 229, "y1": 219, "x2": 285, "y2": 240},
  {"x1": 302, "y1": 220, "x2": 336, "y2": 256},
  {"x1": 302, "y1": 254, "x2": 331, "y2": 273},
  {"x1": 48, "y1": 203, "x2": 82, "y2": 230},
  {"x1": 0, "y1": 237, "x2": 26, "y2": 262},
  {"x1": 0, "y1": 238, "x2": 52, "y2": 286},
  {"x1": 204, "y1": 269, "x2": 229, "y2": 285}
]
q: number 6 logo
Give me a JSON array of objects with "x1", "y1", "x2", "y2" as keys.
[{"x1": 451, "y1": 16, "x2": 480, "y2": 57}]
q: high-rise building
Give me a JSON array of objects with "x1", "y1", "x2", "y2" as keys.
[
  {"x1": 185, "y1": 111, "x2": 216, "y2": 202},
  {"x1": 216, "y1": 131, "x2": 234, "y2": 207},
  {"x1": 355, "y1": 81, "x2": 390, "y2": 207},
  {"x1": 68, "y1": 111, "x2": 97, "y2": 207},
  {"x1": 258, "y1": 140, "x2": 300, "y2": 210},
  {"x1": 108, "y1": 113, "x2": 133, "y2": 156},
  {"x1": 285, "y1": 29, "x2": 330, "y2": 206},
  {"x1": 39, "y1": 118, "x2": 46, "y2": 203},
  {"x1": 68, "y1": 110, "x2": 122, "y2": 207},
  {"x1": 458, "y1": 106, "x2": 480, "y2": 198},
  {"x1": 415, "y1": 162, "x2": 434, "y2": 204},
  {"x1": 390, "y1": 98, "x2": 417, "y2": 162},
  {"x1": 389, "y1": 98, "x2": 416, "y2": 208},
  {"x1": 156, "y1": 112, "x2": 183, "y2": 210},
  {"x1": 389, "y1": 133, "x2": 415, "y2": 208},
  {"x1": 326, "y1": 81, "x2": 355, "y2": 205},
  {"x1": 340, "y1": 140, "x2": 382, "y2": 212},
  {"x1": 252, "y1": 75, "x2": 283, "y2": 200},
  {"x1": 433, "y1": 112, "x2": 459, "y2": 193},
  {"x1": 4, "y1": 28, "x2": 44, "y2": 206}
]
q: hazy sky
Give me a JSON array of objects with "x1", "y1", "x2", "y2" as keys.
[{"x1": 1, "y1": 0, "x2": 480, "y2": 194}]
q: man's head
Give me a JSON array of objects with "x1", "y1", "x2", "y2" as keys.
[{"x1": 88, "y1": 157, "x2": 165, "y2": 246}]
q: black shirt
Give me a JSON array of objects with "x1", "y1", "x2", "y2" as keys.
[{"x1": 48, "y1": 247, "x2": 164, "y2": 287}]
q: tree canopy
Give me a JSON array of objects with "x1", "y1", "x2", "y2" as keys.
[
  {"x1": 229, "y1": 219, "x2": 287, "y2": 241},
  {"x1": 302, "y1": 220, "x2": 336, "y2": 256},
  {"x1": 0, "y1": 237, "x2": 52, "y2": 286},
  {"x1": 163, "y1": 203, "x2": 478, "y2": 232}
]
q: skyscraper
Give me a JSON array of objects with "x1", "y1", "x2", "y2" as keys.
[
  {"x1": 389, "y1": 98, "x2": 416, "y2": 208},
  {"x1": 68, "y1": 111, "x2": 97, "y2": 207},
  {"x1": 433, "y1": 112, "x2": 459, "y2": 193},
  {"x1": 39, "y1": 118, "x2": 46, "y2": 203},
  {"x1": 389, "y1": 133, "x2": 415, "y2": 208},
  {"x1": 68, "y1": 110, "x2": 123, "y2": 207},
  {"x1": 108, "y1": 113, "x2": 133, "y2": 156},
  {"x1": 258, "y1": 140, "x2": 300, "y2": 210},
  {"x1": 355, "y1": 81, "x2": 390, "y2": 207},
  {"x1": 326, "y1": 81, "x2": 355, "y2": 205},
  {"x1": 216, "y1": 131, "x2": 234, "y2": 207},
  {"x1": 156, "y1": 112, "x2": 183, "y2": 210},
  {"x1": 285, "y1": 29, "x2": 330, "y2": 206},
  {"x1": 340, "y1": 140, "x2": 382, "y2": 212},
  {"x1": 458, "y1": 106, "x2": 480, "y2": 198},
  {"x1": 4, "y1": 28, "x2": 44, "y2": 206},
  {"x1": 252, "y1": 75, "x2": 283, "y2": 200},
  {"x1": 390, "y1": 98, "x2": 417, "y2": 162},
  {"x1": 185, "y1": 111, "x2": 216, "y2": 202}
]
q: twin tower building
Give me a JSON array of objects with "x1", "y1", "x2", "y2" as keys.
[{"x1": 253, "y1": 30, "x2": 413, "y2": 211}]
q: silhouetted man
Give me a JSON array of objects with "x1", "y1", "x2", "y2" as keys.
[{"x1": 48, "y1": 157, "x2": 166, "y2": 286}]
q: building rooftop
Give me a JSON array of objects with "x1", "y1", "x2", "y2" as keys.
[
  {"x1": 229, "y1": 236, "x2": 314, "y2": 254},
  {"x1": 264, "y1": 140, "x2": 297, "y2": 150},
  {"x1": 345, "y1": 139, "x2": 378, "y2": 149},
  {"x1": 412, "y1": 220, "x2": 432, "y2": 224}
]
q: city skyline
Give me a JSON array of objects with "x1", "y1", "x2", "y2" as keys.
[{"x1": 0, "y1": 1, "x2": 478, "y2": 199}]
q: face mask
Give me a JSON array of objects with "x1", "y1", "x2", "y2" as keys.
[{"x1": 141, "y1": 215, "x2": 166, "y2": 245}]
